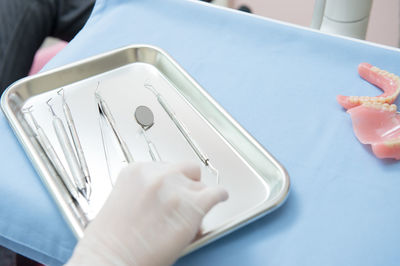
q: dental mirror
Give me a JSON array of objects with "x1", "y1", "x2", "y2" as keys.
[
  {"x1": 134, "y1": 105, "x2": 161, "y2": 161},
  {"x1": 135, "y1": 105, "x2": 154, "y2": 130}
]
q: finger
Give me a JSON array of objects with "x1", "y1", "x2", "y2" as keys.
[
  {"x1": 173, "y1": 162, "x2": 201, "y2": 182},
  {"x1": 186, "y1": 180, "x2": 206, "y2": 191},
  {"x1": 163, "y1": 173, "x2": 206, "y2": 192},
  {"x1": 115, "y1": 162, "x2": 143, "y2": 185},
  {"x1": 196, "y1": 186, "x2": 229, "y2": 214}
]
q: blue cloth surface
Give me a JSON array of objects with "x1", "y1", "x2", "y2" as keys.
[{"x1": 2, "y1": 0, "x2": 400, "y2": 265}]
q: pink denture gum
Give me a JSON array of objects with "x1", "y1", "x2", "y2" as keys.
[{"x1": 337, "y1": 63, "x2": 400, "y2": 160}]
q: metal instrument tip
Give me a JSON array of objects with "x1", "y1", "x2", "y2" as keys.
[
  {"x1": 57, "y1": 88, "x2": 66, "y2": 102},
  {"x1": 46, "y1": 98, "x2": 56, "y2": 116},
  {"x1": 144, "y1": 83, "x2": 157, "y2": 95},
  {"x1": 21, "y1": 105, "x2": 34, "y2": 114}
]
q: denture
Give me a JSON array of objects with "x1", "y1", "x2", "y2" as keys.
[
  {"x1": 372, "y1": 139, "x2": 400, "y2": 160},
  {"x1": 347, "y1": 103, "x2": 399, "y2": 144},
  {"x1": 337, "y1": 63, "x2": 400, "y2": 110},
  {"x1": 338, "y1": 63, "x2": 400, "y2": 160}
]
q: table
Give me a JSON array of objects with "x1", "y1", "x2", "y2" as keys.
[{"x1": 1, "y1": 0, "x2": 400, "y2": 265}]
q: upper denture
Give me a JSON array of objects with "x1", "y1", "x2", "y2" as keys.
[
  {"x1": 372, "y1": 140, "x2": 400, "y2": 160},
  {"x1": 347, "y1": 103, "x2": 400, "y2": 144}
]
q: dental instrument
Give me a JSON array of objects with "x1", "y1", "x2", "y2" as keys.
[
  {"x1": 22, "y1": 106, "x2": 80, "y2": 201},
  {"x1": 58, "y1": 89, "x2": 92, "y2": 198},
  {"x1": 134, "y1": 105, "x2": 162, "y2": 161},
  {"x1": 95, "y1": 86, "x2": 134, "y2": 163},
  {"x1": 144, "y1": 83, "x2": 219, "y2": 183},
  {"x1": 46, "y1": 99, "x2": 89, "y2": 200},
  {"x1": 97, "y1": 104, "x2": 115, "y2": 186}
]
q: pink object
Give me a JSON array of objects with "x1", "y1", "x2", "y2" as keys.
[
  {"x1": 347, "y1": 104, "x2": 400, "y2": 144},
  {"x1": 348, "y1": 104, "x2": 400, "y2": 159},
  {"x1": 338, "y1": 63, "x2": 400, "y2": 160},
  {"x1": 29, "y1": 41, "x2": 68, "y2": 75},
  {"x1": 337, "y1": 62, "x2": 400, "y2": 110},
  {"x1": 372, "y1": 141, "x2": 400, "y2": 160}
]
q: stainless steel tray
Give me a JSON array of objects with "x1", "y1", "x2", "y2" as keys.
[{"x1": 1, "y1": 45, "x2": 289, "y2": 254}]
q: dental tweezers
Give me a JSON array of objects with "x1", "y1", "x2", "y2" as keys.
[{"x1": 95, "y1": 90, "x2": 134, "y2": 163}]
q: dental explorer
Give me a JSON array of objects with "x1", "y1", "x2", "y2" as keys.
[
  {"x1": 144, "y1": 83, "x2": 219, "y2": 183},
  {"x1": 46, "y1": 99, "x2": 89, "y2": 200},
  {"x1": 97, "y1": 104, "x2": 115, "y2": 186},
  {"x1": 134, "y1": 105, "x2": 162, "y2": 161},
  {"x1": 58, "y1": 89, "x2": 91, "y2": 188},
  {"x1": 23, "y1": 106, "x2": 80, "y2": 201},
  {"x1": 95, "y1": 87, "x2": 134, "y2": 164}
]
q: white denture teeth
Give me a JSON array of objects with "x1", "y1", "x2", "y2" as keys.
[
  {"x1": 363, "y1": 101, "x2": 398, "y2": 112},
  {"x1": 342, "y1": 65, "x2": 400, "y2": 111},
  {"x1": 384, "y1": 138, "x2": 400, "y2": 147},
  {"x1": 350, "y1": 96, "x2": 358, "y2": 103},
  {"x1": 377, "y1": 69, "x2": 400, "y2": 86}
]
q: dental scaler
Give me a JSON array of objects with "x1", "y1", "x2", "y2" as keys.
[
  {"x1": 144, "y1": 83, "x2": 220, "y2": 183},
  {"x1": 46, "y1": 99, "x2": 89, "y2": 200},
  {"x1": 58, "y1": 89, "x2": 92, "y2": 198}
]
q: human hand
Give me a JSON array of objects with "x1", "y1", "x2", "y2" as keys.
[{"x1": 67, "y1": 162, "x2": 228, "y2": 266}]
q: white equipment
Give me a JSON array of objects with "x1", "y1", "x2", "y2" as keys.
[{"x1": 311, "y1": 0, "x2": 373, "y2": 40}]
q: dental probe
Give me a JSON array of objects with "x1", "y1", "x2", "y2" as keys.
[
  {"x1": 22, "y1": 107, "x2": 80, "y2": 200},
  {"x1": 134, "y1": 105, "x2": 162, "y2": 161},
  {"x1": 58, "y1": 89, "x2": 92, "y2": 198},
  {"x1": 46, "y1": 99, "x2": 89, "y2": 200},
  {"x1": 95, "y1": 89, "x2": 134, "y2": 163},
  {"x1": 97, "y1": 105, "x2": 115, "y2": 186},
  {"x1": 144, "y1": 83, "x2": 220, "y2": 183}
]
